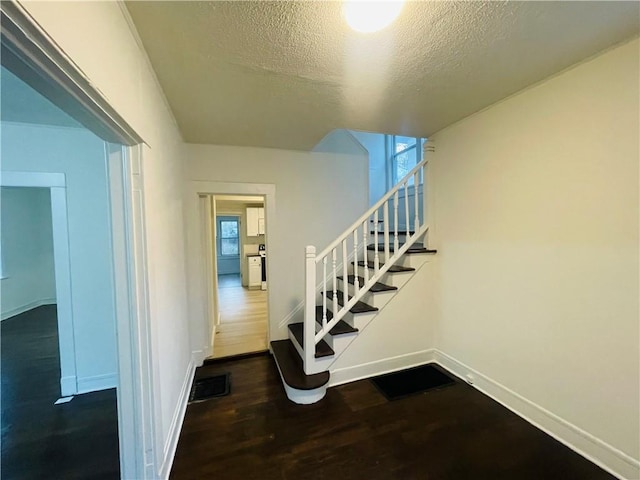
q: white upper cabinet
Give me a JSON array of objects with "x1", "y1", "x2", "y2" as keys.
[{"x1": 246, "y1": 207, "x2": 265, "y2": 236}]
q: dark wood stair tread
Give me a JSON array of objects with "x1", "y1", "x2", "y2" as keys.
[
  {"x1": 270, "y1": 340, "x2": 329, "y2": 391},
  {"x1": 338, "y1": 275, "x2": 397, "y2": 292},
  {"x1": 367, "y1": 242, "x2": 437, "y2": 254},
  {"x1": 326, "y1": 290, "x2": 378, "y2": 314},
  {"x1": 370, "y1": 230, "x2": 415, "y2": 235},
  {"x1": 288, "y1": 323, "x2": 334, "y2": 358},
  {"x1": 315, "y1": 306, "x2": 357, "y2": 335},
  {"x1": 354, "y1": 260, "x2": 415, "y2": 273},
  {"x1": 315, "y1": 305, "x2": 333, "y2": 323}
]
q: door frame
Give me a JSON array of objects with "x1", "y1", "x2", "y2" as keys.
[
  {"x1": 0, "y1": 172, "x2": 77, "y2": 396},
  {"x1": 1, "y1": 3, "x2": 154, "y2": 478},
  {"x1": 186, "y1": 182, "x2": 275, "y2": 362}
]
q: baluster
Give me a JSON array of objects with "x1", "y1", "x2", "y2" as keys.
[
  {"x1": 353, "y1": 230, "x2": 359, "y2": 295},
  {"x1": 414, "y1": 172, "x2": 420, "y2": 231},
  {"x1": 322, "y1": 256, "x2": 328, "y2": 329},
  {"x1": 342, "y1": 239, "x2": 348, "y2": 306},
  {"x1": 304, "y1": 246, "x2": 316, "y2": 373},
  {"x1": 383, "y1": 200, "x2": 390, "y2": 265},
  {"x1": 373, "y1": 210, "x2": 380, "y2": 274},
  {"x1": 362, "y1": 221, "x2": 369, "y2": 286},
  {"x1": 404, "y1": 182, "x2": 410, "y2": 239},
  {"x1": 393, "y1": 191, "x2": 399, "y2": 253},
  {"x1": 332, "y1": 248, "x2": 338, "y2": 317}
]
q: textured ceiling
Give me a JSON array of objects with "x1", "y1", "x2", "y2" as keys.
[{"x1": 126, "y1": 1, "x2": 639, "y2": 151}]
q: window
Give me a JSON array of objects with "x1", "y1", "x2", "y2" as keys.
[
  {"x1": 218, "y1": 217, "x2": 239, "y2": 256},
  {"x1": 388, "y1": 135, "x2": 425, "y2": 186}
]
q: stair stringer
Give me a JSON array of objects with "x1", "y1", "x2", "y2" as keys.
[{"x1": 326, "y1": 255, "x2": 437, "y2": 386}]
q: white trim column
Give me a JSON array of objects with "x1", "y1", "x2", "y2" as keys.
[
  {"x1": 423, "y1": 139, "x2": 436, "y2": 248},
  {"x1": 0, "y1": 172, "x2": 78, "y2": 396}
]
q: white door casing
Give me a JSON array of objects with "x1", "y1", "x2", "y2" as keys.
[
  {"x1": 185, "y1": 182, "x2": 275, "y2": 363},
  {"x1": 0, "y1": 172, "x2": 77, "y2": 396},
  {"x1": 1, "y1": 3, "x2": 155, "y2": 478}
]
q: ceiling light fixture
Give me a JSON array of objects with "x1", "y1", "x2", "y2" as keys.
[{"x1": 343, "y1": 0, "x2": 405, "y2": 33}]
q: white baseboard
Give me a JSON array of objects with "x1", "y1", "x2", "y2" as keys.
[
  {"x1": 191, "y1": 349, "x2": 206, "y2": 367},
  {"x1": 1, "y1": 297, "x2": 56, "y2": 321},
  {"x1": 159, "y1": 357, "x2": 196, "y2": 480},
  {"x1": 76, "y1": 373, "x2": 117, "y2": 394},
  {"x1": 328, "y1": 349, "x2": 435, "y2": 388},
  {"x1": 433, "y1": 350, "x2": 640, "y2": 480},
  {"x1": 60, "y1": 375, "x2": 77, "y2": 397}
]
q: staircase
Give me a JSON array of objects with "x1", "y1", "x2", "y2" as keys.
[{"x1": 271, "y1": 142, "x2": 435, "y2": 404}]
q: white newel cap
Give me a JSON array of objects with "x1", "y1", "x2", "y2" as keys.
[{"x1": 305, "y1": 245, "x2": 316, "y2": 257}]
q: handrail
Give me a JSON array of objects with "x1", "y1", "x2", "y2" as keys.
[
  {"x1": 302, "y1": 141, "x2": 433, "y2": 375},
  {"x1": 315, "y1": 157, "x2": 428, "y2": 262},
  {"x1": 312, "y1": 225, "x2": 428, "y2": 345}
]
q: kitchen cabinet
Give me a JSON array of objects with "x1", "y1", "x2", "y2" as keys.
[
  {"x1": 247, "y1": 255, "x2": 262, "y2": 289},
  {"x1": 246, "y1": 207, "x2": 265, "y2": 236}
]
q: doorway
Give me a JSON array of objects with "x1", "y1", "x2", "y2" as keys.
[
  {"x1": 0, "y1": 171, "x2": 119, "y2": 478},
  {"x1": 209, "y1": 195, "x2": 268, "y2": 359},
  {"x1": 1, "y1": 5, "x2": 152, "y2": 477}
]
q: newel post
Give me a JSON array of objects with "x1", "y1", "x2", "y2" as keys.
[
  {"x1": 423, "y1": 139, "x2": 435, "y2": 248},
  {"x1": 304, "y1": 245, "x2": 316, "y2": 374}
]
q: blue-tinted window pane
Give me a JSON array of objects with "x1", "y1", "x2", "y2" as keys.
[
  {"x1": 394, "y1": 136, "x2": 416, "y2": 153},
  {"x1": 220, "y1": 220, "x2": 238, "y2": 238},
  {"x1": 221, "y1": 238, "x2": 238, "y2": 255},
  {"x1": 395, "y1": 147, "x2": 417, "y2": 183}
]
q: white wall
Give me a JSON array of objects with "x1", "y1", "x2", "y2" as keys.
[
  {"x1": 349, "y1": 130, "x2": 387, "y2": 206},
  {"x1": 1, "y1": 187, "x2": 56, "y2": 319},
  {"x1": 185, "y1": 144, "x2": 368, "y2": 343},
  {"x1": 330, "y1": 259, "x2": 437, "y2": 385},
  {"x1": 18, "y1": 3, "x2": 190, "y2": 475},
  {"x1": 431, "y1": 38, "x2": 639, "y2": 477},
  {"x1": 1, "y1": 123, "x2": 117, "y2": 391}
]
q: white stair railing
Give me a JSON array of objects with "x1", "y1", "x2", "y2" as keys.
[{"x1": 303, "y1": 141, "x2": 434, "y2": 374}]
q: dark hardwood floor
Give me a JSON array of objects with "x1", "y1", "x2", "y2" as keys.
[
  {"x1": 1, "y1": 305, "x2": 119, "y2": 480},
  {"x1": 172, "y1": 354, "x2": 615, "y2": 480}
]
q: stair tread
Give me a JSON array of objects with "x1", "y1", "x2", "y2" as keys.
[
  {"x1": 354, "y1": 260, "x2": 415, "y2": 273},
  {"x1": 315, "y1": 305, "x2": 333, "y2": 323},
  {"x1": 367, "y1": 242, "x2": 437, "y2": 254},
  {"x1": 288, "y1": 323, "x2": 334, "y2": 358},
  {"x1": 326, "y1": 290, "x2": 378, "y2": 314},
  {"x1": 320, "y1": 317, "x2": 358, "y2": 335},
  {"x1": 337, "y1": 275, "x2": 397, "y2": 292},
  {"x1": 370, "y1": 230, "x2": 415, "y2": 235},
  {"x1": 270, "y1": 340, "x2": 329, "y2": 391}
]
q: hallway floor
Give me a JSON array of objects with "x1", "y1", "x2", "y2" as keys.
[
  {"x1": 1, "y1": 305, "x2": 119, "y2": 479},
  {"x1": 212, "y1": 273, "x2": 268, "y2": 358},
  {"x1": 171, "y1": 355, "x2": 615, "y2": 480}
]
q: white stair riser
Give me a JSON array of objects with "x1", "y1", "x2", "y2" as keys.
[
  {"x1": 340, "y1": 310, "x2": 376, "y2": 331},
  {"x1": 273, "y1": 360, "x2": 327, "y2": 404},
  {"x1": 369, "y1": 231, "x2": 415, "y2": 244},
  {"x1": 336, "y1": 281, "x2": 395, "y2": 309},
  {"x1": 338, "y1": 280, "x2": 397, "y2": 308},
  {"x1": 381, "y1": 271, "x2": 414, "y2": 288},
  {"x1": 349, "y1": 264, "x2": 365, "y2": 277},
  {"x1": 396, "y1": 253, "x2": 433, "y2": 269},
  {"x1": 282, "y1": 382, "x2": 326, "y2": 404},
  {"x1": 288, "y1": 329, "x2": 334, "y2": 374},
  {"x1": 366, "y1": 250, "x2": 431, "y2": 269},
  {"x1": 337, "y1": 278, "x2": 374, "y2": 297},
  {"x1": 349, "y1": 264, "x2": 385, "y2": 280},
  {"x1": 362, "y1": 290, "x2": 396, "y2": 309},
  {"x1": 323, "y1": 331, "x2": 358, "y2": 354}
]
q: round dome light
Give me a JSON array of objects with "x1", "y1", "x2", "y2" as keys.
[{"x1": 343, "y1": 0, "x2": 405, "y2": 33}]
